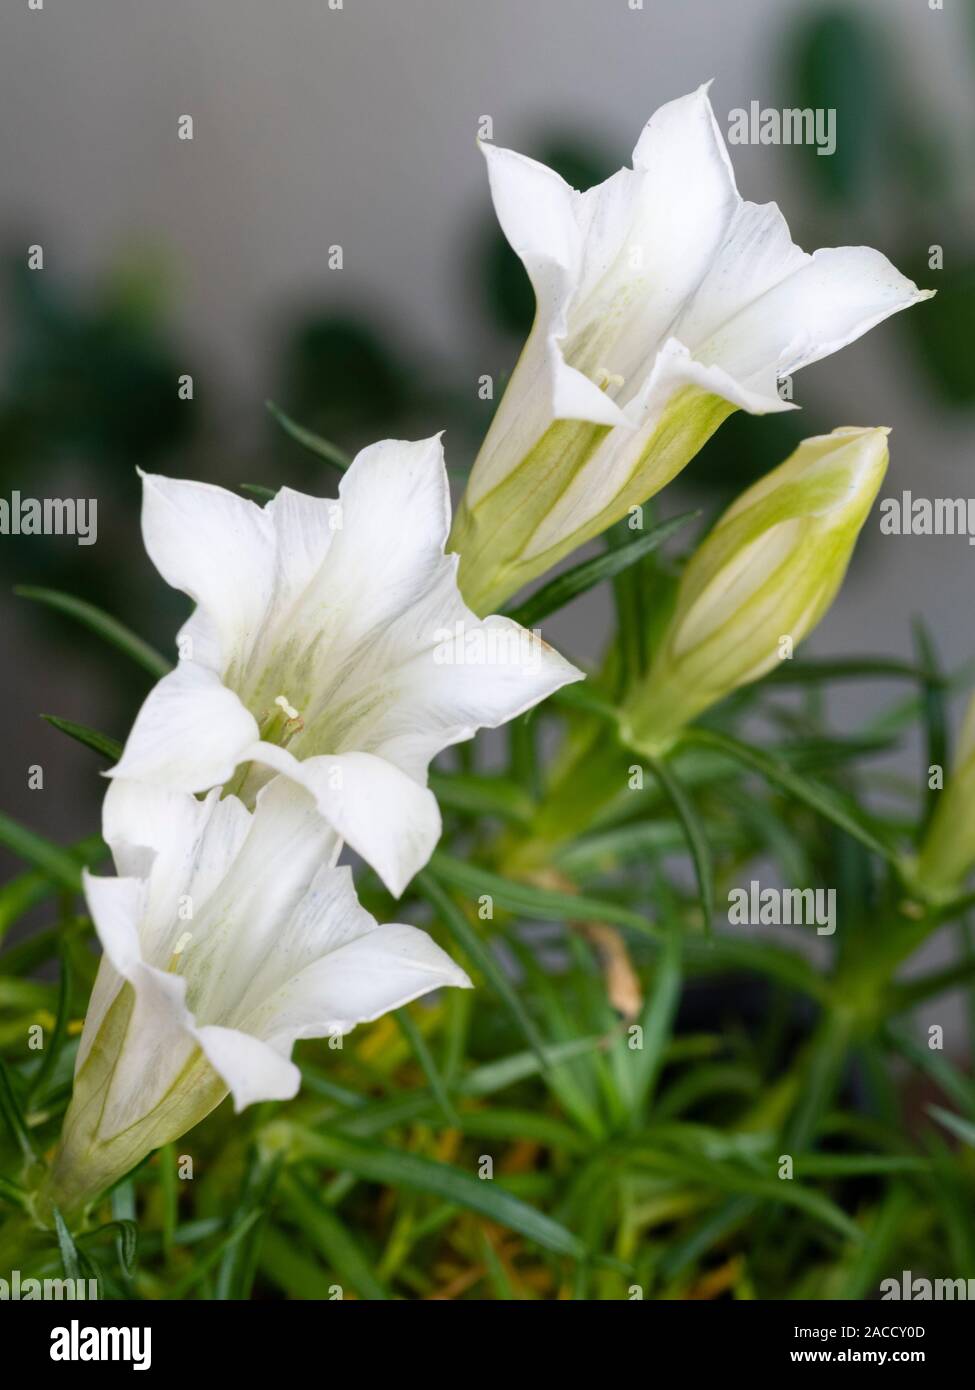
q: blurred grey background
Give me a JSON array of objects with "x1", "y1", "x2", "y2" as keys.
[{"x1": 1, "y1": 0, "x2": 973, "y2": 858}]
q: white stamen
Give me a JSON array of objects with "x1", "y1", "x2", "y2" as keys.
[
  {"x1": 274, "y1": 694, "x2": 300, "y2": 721},
  {"x1": 172, "y1": 931, "x2": 193, "y2": 958}
]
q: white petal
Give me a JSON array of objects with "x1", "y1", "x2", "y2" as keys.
[
  {"x1": 566, "y1": 85, "x2": 740, "y2": 384},
  {"x1": 195, "y1": 1025, "x2": 300, "y2": 1111},
  {"x1": 226, "y1": 862, "x2": 377, "y2": 1030},
  {"x1": 262, "y1": 486, "x2": 340, "y2": 621},
  {"x1": 324, "y1": 435, "x2": 453, "y2": 640},
  {"x1": 248, "y1": 744, "x2": 441, "y2": 897},
  {"x1": 352, "y1": 593, "x2": 584, "y2": 778},
  {"x1": 82, "y1": 871, "x2": 147, "y2": 978},
  {"x1": 101, "y1": 778, "x2": 252, "y2": 963},
  {"x1": 73, "y1": 955, "x2": 125, "y2": 1074},
  {"x1": 549, "y1": 353, "x2": 632, "y2": 427},
  {"x1": 706, "y1": 244, "x2": 933, "y2": 385},
  {"x1": 140, "y1": 471, "x2": 276, "y2": 671},
  {"x1": 284, "y1": 559, "x2": 581, "y2": 780},
  {"x1": 257, "y1": 923, "x2": 472, "y2": 1045},
  {"x1": 480, "y1": 141, "x2": 581, "y2": 296},
  {"x1": 170, "y1": 778, "x2": 341, "y2": 1023},
  {"x1": 75, "y1": 876, "x2": 142, "y2": 1074},
  {"x1": 81, "y1": 871, "x2": 199, "y2": 1139},
  {"x1": 631, "y1": 82, "x2": 735, "y2": 181},
  {"x1": 108, "y1": 662, "x2": 259, "y2": 792},
  {"x1": 99, "y1": 964, "x2": 198, "y2": 1140}
]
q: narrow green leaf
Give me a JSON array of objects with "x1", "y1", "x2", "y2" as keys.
[
  {"x1": 658, "y1": 1195, "x2": 755, "y2": 1279},
  {"x1": 452, "y1": 1107, "x2": 587, "y2": 1154},
  {"x1": 416, "y1": 870, "x2": 550, "y2": 1071},
  {"x1": 783, "y1": 1013, "x2": 855, "y2": 1153},
  {"x1": 328, "y1": 1035, "x2": 615, "y2": 1143},
  {"x1": 259, "y1": 1224, "x2": 345, "y2": 1300},
  {"x1": 27, "y1": 942, "x2": 71, "y2": 1103},
  {"x1": 683, "y1": 936, "x2": 831, "y2": 1003},
  {"x1": 889, "y1": 1029, "x2": 975, "y2": 1119},
  {"x1": 887, "y1": 955, "x2": 975, "y2": 1011},
  {"x1": 395, "y1": 1005, "x2": 459, "y2": 1126},
  {"x1": 794, "y1": 1153, "x2": 928, "y2": 1176},
  {"x1": 428, "y1": 771, "x2": 534, "y2": 826},
  {"x1": 0, "y1": 837, "x2": 105, "y2": 942},
  {"x1": 15, "y1": 585, "x2": 171, "y2": 679},
  {"x1": 0, "y1": 812, "x2": 91, "y2": 890},
  {"x1": 427, "y1": 851, "x2": 655, "y2": 937},
  {"x1": 279, "y1": 1172, "x2": 388, "y2": 1300},
  {"x1": 646, "y1": 754, "x2": 714, "y2": 933},
  {"x1": 479, "y1": 1228, "x2": 517, "y2": 1299},
  {"x1": 283, "y1": 1127, "x2": 588, "y2": 1260},
  {"x1": 628, "y1": 925, "x2": 682, "y2": 1120},
  {"x1": 166, "y1": 1211, "x2": 261, "y2": 1299},
  {"x1": 682, "y1": 727, "x2": 898, "y2": 863},
  {"x1": 551, "y1": 683, "x2": 618, "y2": 723},
  {"x1": 765, "y1": 656, "x2": 943, "y2": 686},
  {"x1": 158, "y1": 1143, "x2": 177, "y2": 1260},
  {"x1": 82, "y1": 1217, "x2": 139, "y2": 1278},
  {"x1": 214, "y1": 1147, "x2": 282, "y2": 1299},
  {"x1": 623, "y1": 1146, "x2": 862, "y2": 1243},
  {"x1": 53, "y1": 1206, "x2": 82, "y2": 1281},
  {"x1": 928, "y1": 1104, "x2": 975, "y2": 1148},
  {"x1": 925, "y1": 1133, "x2": 975, "y2": 1278},
  {"x1": 0, "y1": 1176, "x2": 29, "y2": 1211},
  {"x1": 110, "y1": 1182, "x2": 138, "y2": 1280},
  {"x1": 0, "y1": 1061, "x2": 36, "y2": 1164},
  {"x1": 42, "y1": 715, "x2": 122, "y2": 762},
  {"x1": 266, "y1": 399, "x2": 351, "y2": 472},
  {"x1": 913, "y1": 618, "x2": 948, "y2": 834},
  {"x1": 836, "y1": 1185, "x2": 913, "y2": 1300},
  {"x1": 506, "y1": 511, "x2": 698, "y2": 628}
]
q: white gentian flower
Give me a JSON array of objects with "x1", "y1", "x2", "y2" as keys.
[
  {"x1": 450, "y1": 84, "x2": 933, "y2": 613},
  {"x1": 109, "y1": 435, "x2": 582, "y2": 895},
  {"x1": 41, "y1": 775, "x2": 471, "y2": 1219}
]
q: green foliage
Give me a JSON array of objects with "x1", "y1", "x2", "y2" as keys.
[
  {"x1": 2, "y1": 532, "x2": 974, "y2": 1299},
  {"x1": 2, "y1": 3, "x2": 975, "y2": 1304}
]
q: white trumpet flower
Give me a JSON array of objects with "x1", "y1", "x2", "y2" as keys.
[
  {"x1": 450, "y1": 83, "x2": 933, "y2": 612},
  {"x1": 41, "y1": 776, "x2": 471, "y2": 1219},
  {"x1": 109, "y1": 435, "x2": 582, "y2": 895}
]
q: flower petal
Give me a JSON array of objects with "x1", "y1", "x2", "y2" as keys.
[
  {"x1": 81, "y1": 872, "x2": 200, "y2": 1139},
  {"x1": 140, "y1": 471, "x2": 276, "y2": 672},
  {"x1": 262, "y1": 485, "x2": 341, "y2": 623},
  {"x1": 247, "y1": 744, "x2": 441, "y2": 897},
  {"x1": 345, "y1": 584, "x2": 584, "y2": 778},
  {"x1": 256, "y1": 923, "x2": 472, "y2": 1046},
  {"x1": 480, "y1": 141, "x2": 581, "y2": 297},
  {"x1": 74, "y1": 874, "x2": 143, "y2": 1074},
  {"x1": 108, "y1": 662, "x2": 259, "y2": 792},
  {"x1": 101, "y1": 778, "x2": 253, "y2": 962},
  {"x1": 325, "y1": 434, "x2": 453, "y2": 638},
  {"x1": 703, "y1": 244, "x2": 933, "y2": 385},
  {"x1": 576, "y1": 84, "x2": 739, "y2": 362},
  {"x1": 194, "y1": 1025, "x2": 300, "y2": 1111}
]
